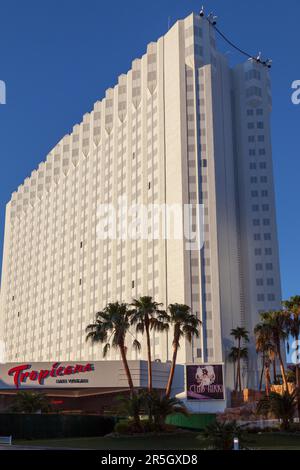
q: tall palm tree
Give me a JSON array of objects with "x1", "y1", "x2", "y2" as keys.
[
  {"x1": 260, "y1": 310, "x2": 288, "y2": 391},
  {"x1": 130, "y1": 296, "x2": 169, "y2": 391},
  {"x1": 228, "y1": 346, "x2": 248, "y2": 392},
  {"x1": 165, "y1": 304, "x2": 201, "y2": 398},
  {"x1": 283, "y1": 296, "x2": 300, "y2": 414},
  {"x1": 86, "y1": 302, "x2": 140, "y2": 394},
  {"x1": 254, "y1": 322, "x2": 276, "y2": 396},
  {"x1": 230, "y1": 327, "x2": 249, "y2": 392}
]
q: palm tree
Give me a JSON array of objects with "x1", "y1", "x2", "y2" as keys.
[
  {"x1": 230, "y1": 327, "x2": 249, "y2": 392},
  {"x1": 115, "y1": 392, "x2": 145, "y2": 432},
  {"x1": 165, "y1": 304, "x2": 201, "y2": 398},
  {"x1": 143, "y1": 391, "x2": 188, "y2": 431},
  {"x1": 130, "y1": 296, "x2": 169, "y2": 391},
  {"x1": 257, "y1": 390, "x2": 297, "y2": 431},
  {"x1": 283, "y1": 296, "x2": 300, "y2": 415},
  {"x1": 228, "y1": 346, "x2": 248, "y2": 392},
  {"x1": 86, "y1": 302, "x2": 140, "y2": 394},
  {"x1": 202, "y1": 420, "x2": 248, "y2": 450},
  {"x1": 10, "y1": 391, "x2": 51, "y2": 413},
  {"x1": 260, "y1": 310, "x2": 288, "y2": 391},
  {"x1": 254, "y1": 322, "x2": 276, "y2": 395}
]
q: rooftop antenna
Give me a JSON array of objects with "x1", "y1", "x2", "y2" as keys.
[
  {"x1": 168, "y1": 16, "x2": 171, "y2": 30},
  {"x1": 200, "y1": 6, "x2": 205, "y2": 17},
  {"x1": 207, "y1": 12, "x2": 217, "y2": 25}
]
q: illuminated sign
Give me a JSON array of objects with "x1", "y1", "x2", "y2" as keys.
[
  {"x1": 8, "y1": 362, "x2": 95, "y2": 389},
  {"x1": 186, "y1": 364, "x2": 225, "y2": 400}
]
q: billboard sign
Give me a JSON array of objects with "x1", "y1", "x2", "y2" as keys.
[
  {"x1": 186, "y1": 364, "x2": 224, "y2": 400},
  {"x1": 0, "y1": 362, "x2": 97, "y2": 389}
]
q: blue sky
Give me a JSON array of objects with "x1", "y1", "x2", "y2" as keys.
[{"x1": 0, "y1": 0, "x2": 299, "y2": 299}]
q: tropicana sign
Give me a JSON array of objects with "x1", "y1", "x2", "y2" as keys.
[{"x1": 7, "y1": 362, "x2": 95, "y2": 389}]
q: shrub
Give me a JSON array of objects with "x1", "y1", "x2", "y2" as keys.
[
  {"x1": 256, "y1": 391, "x2": 297, "y2": 431},
  {"x1": 201, "y1": 420, "x2": 249, "y2": 450}
]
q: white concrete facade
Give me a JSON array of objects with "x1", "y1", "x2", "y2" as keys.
[{"x1": 0, "y1": 12, "x2": 281, "y2": 391}]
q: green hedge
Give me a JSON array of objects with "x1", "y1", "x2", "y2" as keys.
[
  {"x1": 165, "y1": 413, "x2": 216, "y2": 430},
  {"x1": 0, "y1": 414, "x2": 115, "y2": 440}
]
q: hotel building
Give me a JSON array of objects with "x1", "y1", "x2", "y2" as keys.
[{"x1": 0, "y1": 12, "x2": 281, "y2": 390}]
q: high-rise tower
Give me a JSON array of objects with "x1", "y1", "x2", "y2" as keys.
[{"x1": 0, "y1": 12, "x2": 281, "y2": 389}]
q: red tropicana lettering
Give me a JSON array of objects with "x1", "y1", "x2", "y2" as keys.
[
  {"x1": 8, "y1": 364, "x2": 31, "y2": 388},
  {"x1": 7, "y1": 362, "x2": 95, "y2": 388}
]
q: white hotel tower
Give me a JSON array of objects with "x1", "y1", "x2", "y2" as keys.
[{"x1": 0, "y1": 12, "x2": 281, "y2": 388}]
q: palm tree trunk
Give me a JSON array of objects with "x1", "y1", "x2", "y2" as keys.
[
  {"x1": 237, "y1": 338, "x2": 242, "y2": 392},
  {"x1": 273, "y1": 358, "x2": 277, "y2": 384},
  {"x1": 166, "y1": 342, "x2": 178, "y2": 398},
  {"x1": 119, "y1": 344, "x2": 134, "y2": 394},
  {"x1": 259, "y1": 356, "x2": 264, "y2": 391},
  {"x1": 265, "y1": 362, "x2": 270, "y2": 396},
  {"x1": 234, "y1": 361, "x2": 238, "y2": 392},
  {"x1": 145, "y1": 322, "x2": 153, "y2": 392},
  {"x1": 296, "y1": 365, "x2": 300, "y2": 418},
  {"x1": 277, "y1": 343, "x2": 288, "y2": 392}
]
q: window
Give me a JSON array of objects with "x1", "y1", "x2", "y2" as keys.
[
  {"x1": 246, "y1": 86, "x2": 262, "y2": 98},
  {"x1": 253, "y1": 219, "x2": 260, "y2": 226},
  {"x1": 263, "y1": 218, "x2": 270, "y2": 226},
  {"x1": 252, "y1": 204, "x2": 259, "y2": 212},
  {"x1": 264, "y1": 233, "x2": 271, "y2": 240},
  {"x1": 258, "y1": 135, "x2": 265, "y2": 142},
  {"x1": 257, "y1": 294, "x2": 265, "y2": 301},
  {"x1": 256, "y1": 278, "x2": 264, "y2": 286},
  {"x1": 260, "y1": 176, "x2": 268, "y2": 183},
  {"x1": 267, "y1": 278, "x2": 274, "y2": 286},
  {"x1": 248, "y1": 136, "x2": 255, "y2": 142},
  {"x1": 266, "y1": 263, "x2": 273, "y2": 270},
  {"x1": 268, "y1": 294, "x2": 275, "y2": 301},
  {"x1": 255, "y1": 248, "x2": 262, "y2": 255},
  {"x1": 256, "y1": 109, "x2": 263, "y2": 116},
  {"x1": 249, "y1": 149, "x2": 256, "y2": 156},
  {"x1": 250, "y1": 176, "x2": 258, "y2": 184},
  {"x1": 250, "y1": 163, "x2": 257, "y2": 170},
  {"x1": 245, "y1": 69, "x2": 261, "y2": 81},
  {"x1": 261, "y1": 190, "x2": 268, "y2": 197},
  {"x1": 251, "y1": 190, "x2": 259, "y2": 197},
  {"x1": 132, "y1": 280, "x2": 135, "y2": 288},
  {"x1": 265, "y1": 248, "x2": 272, "y2": 255},
  {"x1": 254, "y1": 233, "x2": 261, "y2": 241},
  {"x1": 248, "y1": 123, "x2": 255, "y2": 129},
  {"x1": 259, "y1": 149, "x2": 266, "y2": 156},
  {"x1": 262, "y1": 204, "x2": 269, "y2": 211},
  {"x1": 80, "y1": 241, "x2": 83, "y2": 248},
  {"x1": 257, "y1": 121, "x2": 264, "y2": 129},
  {"x1": 260, "y1": 162, "x2": 267, "y2": 169},
  {"x1": 247, "y1": 109, "x2": 254, "y2": 116},
  {"x1": 256, "y1": 263, "x2": 263, "y2": 271}
]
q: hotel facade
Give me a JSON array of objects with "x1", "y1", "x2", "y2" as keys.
[{"x1": 0, "y1": 12, "x2": 281, "y2": 391}]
